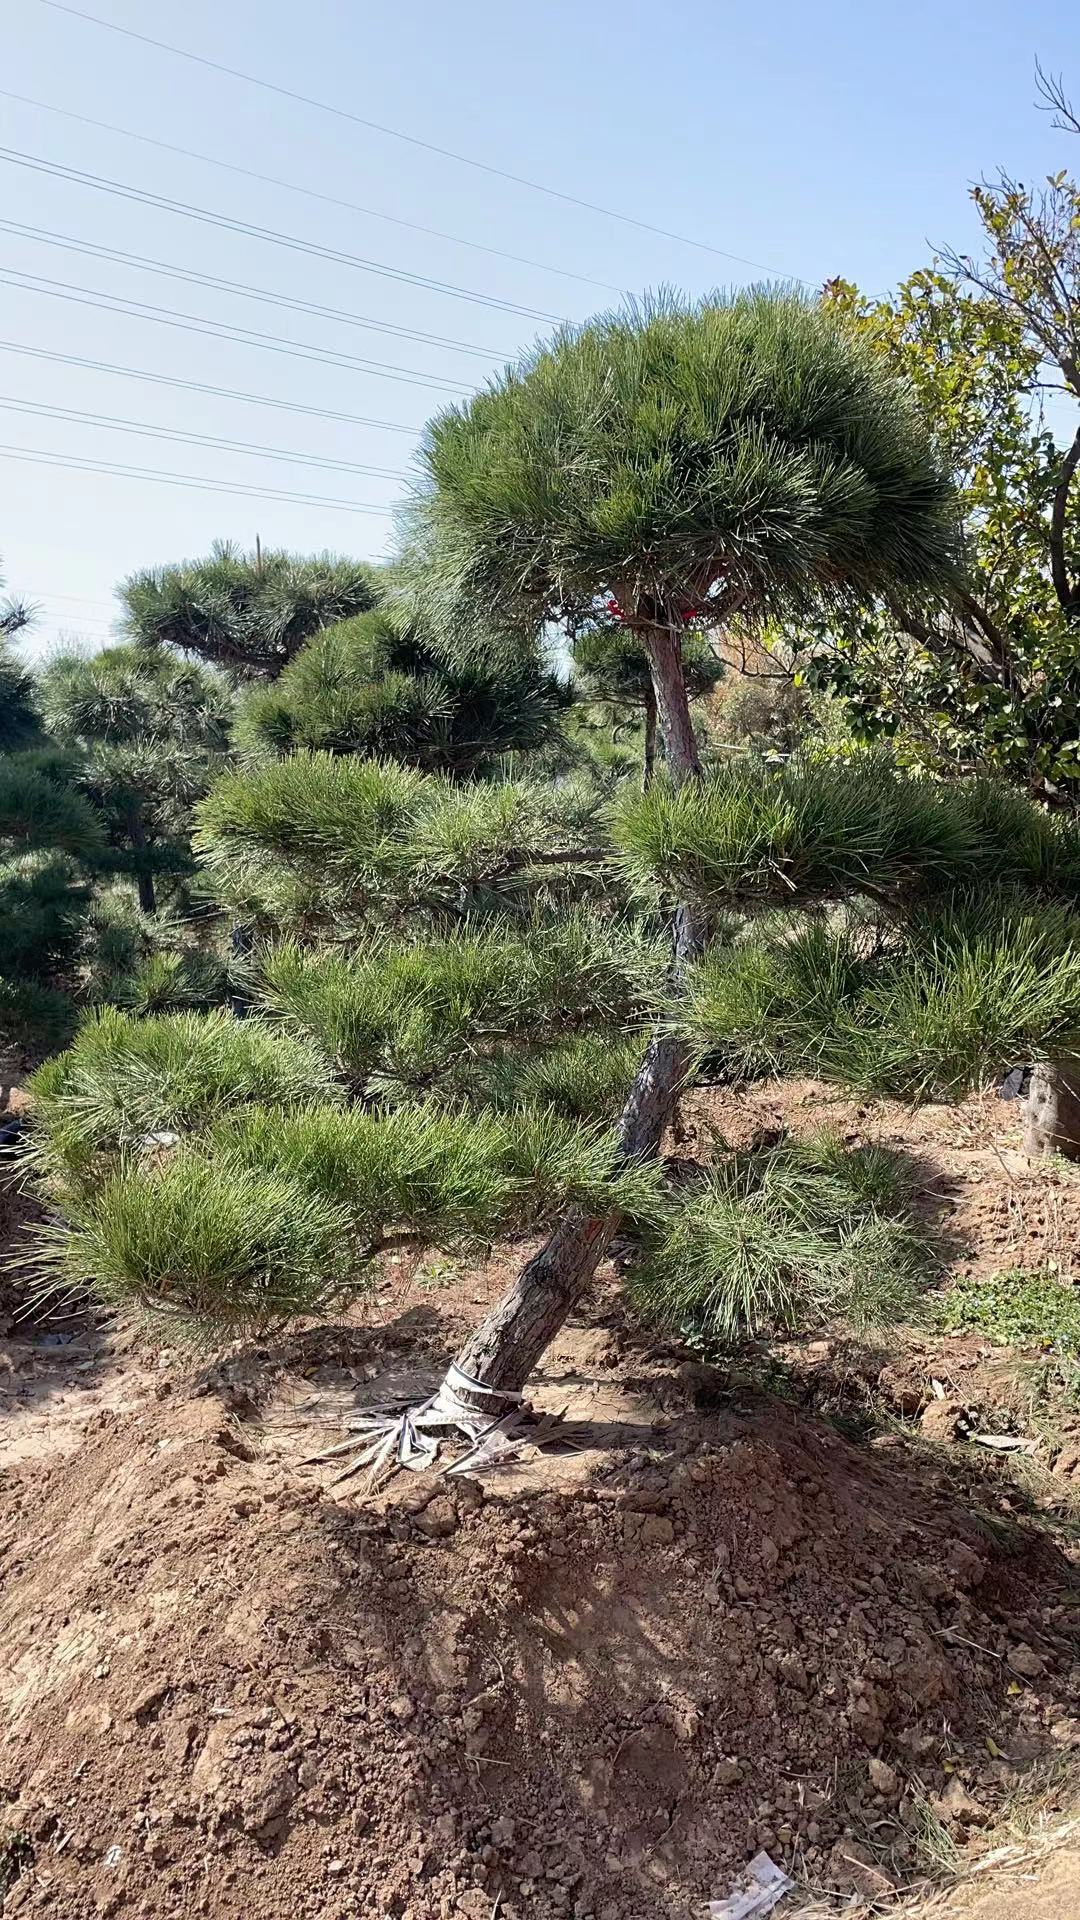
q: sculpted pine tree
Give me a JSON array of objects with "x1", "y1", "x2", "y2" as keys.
[
  {"x1": 408, "y1": 291, "x2": 959, "y2": 1409},
  {"x1": 39, "y1": 646, "x2": 231, "y2": 915},
  {"x1": 120, "y1": 541, "x2": 379, "y2": 680},
  {"x1": 26, "y1": 294, "x2": 971, "y2": 1467}
]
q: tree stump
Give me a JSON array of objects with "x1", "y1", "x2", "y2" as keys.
[{"x1": 1024, "y1": 1056, "x2": 1080, "y2": 1160}]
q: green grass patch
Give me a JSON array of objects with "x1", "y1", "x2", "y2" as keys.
[{"x1": 935, "y1": 1267, "x2": 1080, "y2": 1354}]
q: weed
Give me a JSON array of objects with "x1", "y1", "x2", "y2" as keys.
[
  {"x1": 0, "y1": 1831, "x2": 31, "y2": 1898},
  {"x1": 935, "y1": 1266, "x2": 1080, "y2": 1354}
]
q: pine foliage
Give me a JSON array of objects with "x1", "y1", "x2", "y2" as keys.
[
  {"x1": 195, "y1": 753, "x2": 605, "y2": 928},
  {"x1": 0, "y1": 755, "x2": 103, "y2": 1049},
  {"x1": 612, "y1": 757, "x2": 1080, "y2": 908},
  {"x1": 38, "y1": 645, "x2": 232, "y2": 912},
  {"x1": 255, "y1": 916, "x2": 656, "y2": 1097},
  {"x1": 119, "y1": 541, "x2": 380, "y2": 679},
  {"x1": 684, "y1": 891, "x2": 1080, "y2": 1099},
  {"x1": 632, "y1": 1132, "x2": 929, "y2": 1347},
  {"x1": 28, "y1": 1007, "x2": 339, "y2": 1189},
  {"x1": 413, "y1": 291, "x2": 960, "y2": 636},
  {"x1": 235, "y1": 609, "x2": 565, "y2": 775}
]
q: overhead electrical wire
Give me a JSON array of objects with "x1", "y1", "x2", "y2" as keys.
[
  {"x1": 37, "y1": 0, "x2": 799, "y2": 276},
  {"x1": 38, "y1": 590, "x2": 118, "y2": 609},
  {"x1": 0, "y1": 396, "x2": 411, "y2": 479},
  {"x1": 0, "y1": 218, "x2": 513, "y2": 361},
  {"x1": 0, "y1": 342, "x2": 425, "y2": 435},
  {"x1": 0, "y1": 270, "x2": 473, "y2": 395},
  {"x1": 0, "y1": 445, "x2": 396, "y2": 515},
  {"x1": 0, "y1": 148, "x2": 568, "y2": 326},
  {"x1": 0, "y1": 89, "x2": 623, "y2": 297}
]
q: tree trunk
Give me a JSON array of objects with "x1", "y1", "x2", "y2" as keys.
[
  {"x1": 1024, "y1": 1056, "x2": 1080, "y2": 1160},
  {"x1": 449, "y1": 612, "x2": 704, "y2": 1411},
  {"x1": 641, "y1": 681, "x2": 658, "y2": 791},
  {"x1": 229, "y1": 921, "x2": 254, "y2": 1020},
  {"x1": 129, "y1": 817, "x2": 156, "y2": 916}
]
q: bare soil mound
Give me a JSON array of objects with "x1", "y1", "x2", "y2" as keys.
[{"x1": 2, "y1": 1305, "x2": 1078, "y2": 1920}]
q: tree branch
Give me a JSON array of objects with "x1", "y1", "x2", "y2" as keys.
[
  {"x1": 499, "y1": 844, "x2": 610, "y2": 873},
  {"x1": 1050, "y1": 421, "x2": 1080, "y2": 618}
]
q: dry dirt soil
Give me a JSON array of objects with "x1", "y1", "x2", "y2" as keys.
[{"x1": 2, "y1": 1080, "x2": 1079, "y2": 1920}]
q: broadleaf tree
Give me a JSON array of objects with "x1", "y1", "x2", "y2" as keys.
[{"x1": 800, "y1": 77, "x2": 1080, "y2": 796}]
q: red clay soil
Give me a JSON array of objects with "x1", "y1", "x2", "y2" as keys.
[
  {"x1": 2, "y1": 1292, "x2": 1079, "y2": 1920},
  {"x1": 3, "y1": 1086, "x2": 1080, "y2": 1919}
]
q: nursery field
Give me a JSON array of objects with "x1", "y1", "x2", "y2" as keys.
[
  {"x1": 5, "y1": 48, "x2": 1080, "y2": 1918},
  {"x1": 3, "y1": 1065, "x2": 1078, "y2": 1920}
]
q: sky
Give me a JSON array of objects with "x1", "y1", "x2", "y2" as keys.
[{"x1": 3, "y1": 0, "x2": 1079, "y2": 656}]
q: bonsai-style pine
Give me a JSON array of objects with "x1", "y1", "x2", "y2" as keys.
[
  {"x1": 234, "y1": 605, "x2": 567, "y2": 777},
  {"x1": 120, "y1": 540, "x2": 379, "y2": 680},
  {"x1": 23, "y1": 291, "x2": 983, "y2": 1475},
  {"x1": 38, "y1": 645, "x2": 232, "y2": 915}
]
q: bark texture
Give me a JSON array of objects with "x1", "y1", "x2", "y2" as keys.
[
  {"x1": 448, "y1": 612, "x2": 704, "y2": 1410},
  {"x1": 641, "y1": 682, "x2": 658, "y2": 791},
  {"x1": 1024, "y1": 1056, "x2": 1080, "y2": 1160}
]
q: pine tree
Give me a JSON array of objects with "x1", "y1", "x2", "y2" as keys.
[
  {"x1": 570, "y1": 613, "x2": 725, "y2": 788},
  {"x1": 38, "y1": 645, "x2": 232, "y2": 915},
  {"x1": 119, "y1": 541, "x2": 379, "y2": 680},
  {"x1": 234, "y1": 605, "x2": 567, "y2": 776},
  {"x1": 25, "y1": 291, "x2": 983, "y2": 1469},
  {"x1": 0, "y1": 556, "x2": 34, "y2": 644},
  {"x1": 403, "y1": 289, "x2": 960, "y2": 1413},
  {"x1": 0, "y1": 749, "x2": 104, "y2": 1050}
]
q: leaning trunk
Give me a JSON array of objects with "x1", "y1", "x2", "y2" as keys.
[
  {"x1": 1024, "y1": 1056, "x2": 1080, "y2": 1161},
  {"x1": 450, "y1": 613, "x2": 703, "y2": 1409}
]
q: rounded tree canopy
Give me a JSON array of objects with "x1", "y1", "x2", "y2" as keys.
[
  {"x1": 416, "y1": 290, "x2": 961, "y2": 633},
  {"x1": 38, "y1": 645, "x2": 232, "y2": 752},
  {"x1": 119, "y1": 540, "x2": 380, "y2": 680},
  {"x1": 234, "y1": 608, "x2": 567, "y2": 774}
]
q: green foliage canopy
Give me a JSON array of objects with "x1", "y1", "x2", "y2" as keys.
[
  {"x1": 120, "y1": 540, "x2": 379, "y2": 680},
  {"x1": 414, "y1": 291, "x2": 959, "y2": 638}
]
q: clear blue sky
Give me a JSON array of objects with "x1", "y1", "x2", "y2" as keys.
[{"x1": 3, "y1": 0, "x2": 1078, "y2": 654}]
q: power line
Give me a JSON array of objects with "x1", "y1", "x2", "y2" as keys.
[
  {"x1": 0, "y1": 269, "x2": 472, "y2": 395},
  {"x1": 39, "y1": 611, "x2": 116, "y2": 629},
  {"x1": 0, "y1": 444, "x2": 397, "y2": 515},
  {"x1": 0, "y1": 89, "x2": 623, "y2": 298},
  {"x1": 37, "y1": 0, "x2": 798, "y2": 275},
  {"x1": 0, "y1": 341, "x2": 425, "y2": 436},
  {"x1": 1, "y1": 218, "x2": 511, "y2": 361},
  {"x1": 0, "y1": 147, "x2": 567, "y2": 326},
  {"x1": 39, "y1": 591, "x2": 117, "y2": 608},
  {"x1": 0, "y1": 396, "x2": 411, "y2": 479}
]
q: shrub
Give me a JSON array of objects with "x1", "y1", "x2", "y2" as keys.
[{"x1": 631, "y1": 1132, "x2": 928, "y2": 1347}]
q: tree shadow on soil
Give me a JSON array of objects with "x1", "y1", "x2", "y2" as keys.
[{"x1": 294, "y1": 1376, "x2": 1080, "y2": 1916}]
